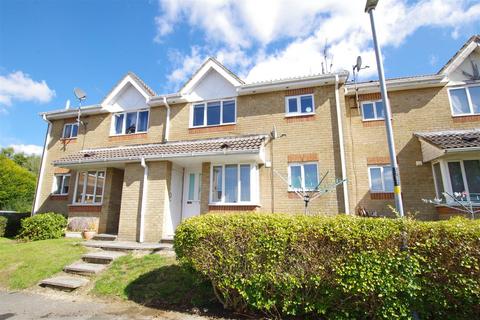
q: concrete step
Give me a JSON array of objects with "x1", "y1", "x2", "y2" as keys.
[
  {"x1": 82, "y1": 240, "x2": 173, "y2": 252},
  {"x1": 92, "y1": 233, "x2": 117, "y2": 241},
  {"x1": 40, "y1": 276, "x2": 89, "y2": 291},
  {"x1": 82, "y1": 251, "x2": 126, "y2": 264},
  {"x1": 64, "y1": 262, "x2": 107, "y2": 276},
  {"x1": 161, "y1": 238, "x2": 174, "y2": 244}
]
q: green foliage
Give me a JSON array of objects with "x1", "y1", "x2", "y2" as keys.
[
  {"x1": 17, "y1": 212, "x2": 67, "y2": 241},
  {"x1": 1, "y1": 147, "x2": 41, "y2": 176},
  {"x1": 175, "y1": 214, "x2": 480, "y2": 319},
  {"x1": 0, "y1": 155, "x2": 37, "y2": 212},
  {"x1": 0, "y1": 216, "x2": 7, "y2": 237}
]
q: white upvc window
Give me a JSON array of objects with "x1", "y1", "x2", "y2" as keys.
[
  {"x1": 437, "y1": 159, "x2": 480, "y2": 203},
  {"x1": 52, "y1": 174, "x2": 70, "y2": 195},
  {"x1": 288, "y1": 162, "x2": 319, "y2": 191},
  {"x1": 62, "y1": 123, "x2": 78, "y2": 139},
  {"x1": 210, "y1": 163, "x2": 258, "y2": 204},
  {"x1": 361, "y1": 100, "x2": 385, "y2": 121},
  {"x1": 190, "y1": 99, "x2": 236, "y2": 128},
  {"x1": 368, "y1": 166, "x2": 394, "y2": 192},
  {"x1": 448, "y1": 84, "x2": 480, "y2": 116},
  {"x1": 285, "y1": 94, "x2": 315, "y2": 116},
  {"x1": 111, "y1": 109, "x2": 149, "y2": 135},
  {"x1": 73, "y1": 170, "x2": 106, "y2": 204}
]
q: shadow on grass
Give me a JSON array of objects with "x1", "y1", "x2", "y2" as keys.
[{"x1": 124, "y1": 264, "x2": 229, "y2": 317}]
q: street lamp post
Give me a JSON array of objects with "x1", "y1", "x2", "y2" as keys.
[{"x1": 365, "y1": 0, "x2": 405, "y2": 217}]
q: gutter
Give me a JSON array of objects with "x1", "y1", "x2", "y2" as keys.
[
  {"x1": 163, "y1": 96, "x2": 171, "y2": 142},
  {"x1": 32, "y1": 115, "x2": 53, "y2": 215},
  {"x1": 334, "y1": 75, "x2": 350, "y2": 215},
  {"x1": 139, "y1": 157, "x2": 148, "y2": 243}
]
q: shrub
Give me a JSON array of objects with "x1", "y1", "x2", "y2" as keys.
[
  {"x1": 0, "y1": 216, "x2": 7, "y2": 237},
  {"x1": 17, "y1": 212, "x2": 67, "y2": 241},
  {"x1": 175, "y1": 214, "x2": 480, "y2": 319}
]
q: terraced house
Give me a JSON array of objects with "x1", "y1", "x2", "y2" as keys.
[{"x1": 33, "y1": 35, "x2": 480, "y2": 242}]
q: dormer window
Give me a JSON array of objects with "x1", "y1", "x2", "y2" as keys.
[
  {"x1": 112, "y1": 110, "x2": 149, "y2": 135},
  {"x1": 62, "y1": 123, "x2": 78, "y2": 139},
  {"x1": 191, "y1": 99, "x2": 236, "y2": 127}
]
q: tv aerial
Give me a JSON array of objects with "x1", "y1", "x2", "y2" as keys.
[{"x1": 73, "y1": 87, "x2": 87, "y2": 127}]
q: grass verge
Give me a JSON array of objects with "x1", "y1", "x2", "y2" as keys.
[{"x1": 0, "y1": 237, "x2": 86, "y2": 289}]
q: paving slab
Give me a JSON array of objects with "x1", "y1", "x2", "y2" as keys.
[
  {"x1": 92, "y1": 233, "x2": 117, "y2": 241},
  {"x1": 64, "y1": 262, "x2": 106, "y2": 275},
  {"x1": 82, "y1": 250, "x2": 126, "y2": 264},
  {"x1": 82, "y1": 240, "x2": 173, "y2": 251},
  {"x1": 40, "y1": 276, "x2": 89, "y2": 291}
]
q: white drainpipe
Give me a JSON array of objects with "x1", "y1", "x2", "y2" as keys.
[
  {"x1": 32, "y1": 114, "x2": 52, "y2": 215},
  {"x1": 163, "y1": 96, "x2": 171, "y2": 142},
  {"x1": 139, "y1": 157, "x2": 149, "y2": 242},
  {"x1": 335, "y1": 74, "x2": 350, "y2": 215}
]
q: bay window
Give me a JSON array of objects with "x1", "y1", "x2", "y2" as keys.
[
  {"x1": 368, "y1": 166, "x2": 394, "y2": 192},
  {"x1": 449, "y1": 85, "x2": 480, "y2": 116},
  {"x1": 361, "y1": 100, "x2": 385, "y2": 121},
  {"x1": 285, "y1": 94, "x2": 315, "y2": 116},
  {"x1": 112, "y1": 110, "x2": 149, "y2": 135},
  {"x1": 74, "y1": 170, "x2": 105, "y2": 204},
  {"x1": 288, "y1": 162, "x2": 319, "y2": 191},
  {"x1": 191, "y1": 99, "x2": 236, "y2": 127},
  {"x1": 210, "y1": 164, "x2": 257, "y2": 204},
  {"x1": 432, "y1": 159, "x2": 480, "y2": 203},
  {"x1": 52, "y1": 174, "x2": 70, "y2": 195}
]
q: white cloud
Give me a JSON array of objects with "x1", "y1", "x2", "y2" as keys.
[
  {"x1": 9, "y1": 144, "x2": 43, "y2": 156},
  {"x1": 156, "y1": 0, "x2": 480, "y2": 84},
  {"x1": 0, "y1": 71, "x2": 55, "y2": 111}
]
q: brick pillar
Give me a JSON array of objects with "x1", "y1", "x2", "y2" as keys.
[
  {"x1": 200, "y1": 162, "x2": 210, "y2": 214},
  {"x1": 117, "y1": 163, "x2": 143, "y2": 241}
]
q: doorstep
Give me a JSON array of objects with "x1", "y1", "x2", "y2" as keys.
[{"x1": 82, "y1": 240, "x2": 173, "y2": 252}]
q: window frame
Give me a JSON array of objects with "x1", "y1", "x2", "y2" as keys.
[
  {"x1": 284, "y1": 94, "x2": 315, "y2": 117},
  {"x1": 62, "y1": 123, "x2": 79, "y2": 139},
  {"x1": 287, "y1": 162, "x2": 319, "y2": 191},
  {"x1": 368, "y1": 165, "x2": 394, "y2": 193},
  {"x1": 189, "y1": 98, "x2": 237, "y2": 128},
  {"x1": 110, "y1": 109, "x2": 150, "y2": 136},
  {"x1": 360, "y1": 100, "x2": 385, "y2": 121},
  {"x1": 72, "y1": 170, "x2": 106, "y2": 205},
  {"x1": 209, "y1": 163, "x2": 258, "y2": 205},
  {"x1": 52, "y1": 173, "x2": 71, "y2": 195},
  {"x1": 448, "y1": 84, "x2": 480, "y2": 117}
]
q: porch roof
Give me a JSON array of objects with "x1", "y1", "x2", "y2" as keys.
[{"x1": 53, "y1": 134, "x2": 267, "y2": 166}]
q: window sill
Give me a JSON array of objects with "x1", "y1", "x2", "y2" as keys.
[
  {"x1": 284, "y1": 114, "x2": 316, "y2": 123},
  {"x1": 108, "y1": 133, "x2": 147, "y2": 141},
  {"x1": 284, "y1": 113, "x2": 315, "y2": 118},
  {"x1": 362, "y1": 119, "x2": 385, "y2": 127},
  {"x1": 370, "y1": 192, "x2": 394, "y2": 200},
  {"x1": 68, "y1": 204, "x2": 102, "y2": 212},
  {"x1": 452, "y1": 114, "x2": 480, "y2": 123},
  {"x1": 189, "y1": 124, "x2": 236, "y2": 134}
]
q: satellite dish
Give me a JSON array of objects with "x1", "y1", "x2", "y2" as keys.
[
  {"x1": 355, "y1": 56, "x2": 362, "y2": 72},
  {"x1": 73, "y1": 87, "x2": 87, "y2": 101},
  {"x1": 271, "y1": 124, "x2": 278, "y2": 139}
]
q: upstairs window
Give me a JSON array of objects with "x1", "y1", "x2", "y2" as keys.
[
  {"x1": 112, "y1": 110, "x2": 149, "y2": 135},
  {"x1": 288, "y1": 162, "x2": 319, "y2": 191},
  {"x1": 74, "y1": 170, "x2": 105, "y2": 204},
  {"x1": 368, "y1": 166, "x2": 394, "y2": 192},
  {"x1": 449, "y1": 85, "x2": 480, "y2": 116},
  {"x1": 52, "y1": 174, "x2": 70, "y2": 195},
  {"x1": 62, "y1": 123, "x2": 78, "y2": 139},
  {"x1": 361, "y1": 100, "x2": 385, "y2": 121},
  {"x1": 285, "y1": 94, "x2": 314, "y2": 116},
  {"x1": 192, "y1": 99, "x2": 236, "y2": 127}
]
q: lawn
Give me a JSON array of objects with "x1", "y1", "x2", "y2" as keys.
[
  {"x1": 92, "y1": 254, "x2": 219, "y2": 313},
  {"x1": 0, "y1": 237, "x2": 86, "y2": 289}
]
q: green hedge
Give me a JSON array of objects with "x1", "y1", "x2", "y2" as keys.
[
  {"x1": 0, "y1": 216, "x2": 6, "y2": 237},
  {"x1": 17, "y1": 212, "x2": 67, "y2": 241},
  {"x1": 174, "y1": 214, "x2": 480, "y2": 319}
]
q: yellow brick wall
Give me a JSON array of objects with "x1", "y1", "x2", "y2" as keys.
[{"x1": 117, "y1": 163, "x2": 143, "y2": 241}]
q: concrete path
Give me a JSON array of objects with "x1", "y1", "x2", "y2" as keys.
[{"x1": 0, "y1": 290, "x2": 216, "y2": 320}]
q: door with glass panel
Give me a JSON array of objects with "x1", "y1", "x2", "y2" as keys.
[{"x1": 183, "y1": 169, "x2": 201, "y2": 219}]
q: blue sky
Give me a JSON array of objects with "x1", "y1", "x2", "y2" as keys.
[{"x1": 0, "y1": 0, "x2": 479, "y2": 154}]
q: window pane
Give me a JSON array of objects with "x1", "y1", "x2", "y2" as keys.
[
  {"x1": 240, "y1": 165, "x2": 251, "y2": 201},
  {"x1": 115, "y1": 114, "x2": 124, "y2": 134},
  {"x1": 62, "y1": 175, "x2": 70, "y2": 194},
  {"x1": 300, "y1": 96, "x2": 313, "y2": 113},
  {"x1": 137, "y1": 111, "x2": 149, "y2": 132},
  {"x1": 448, "y1": 162, "x2": 466, "y2": 197},
  {"x1": 71, "y1": 124, "x2": 78, "y2": 137},
  {"x1": 369, "y1": 167, "x2": 383, "y2": 191},
  {"x1": 287, "y1": 97, "x2": 297, "y2": 113},
  {"x1": 207, "y1": 102, "x2": 221, "y2": 125},
  {"x1": 75, "y1": 172, "x2": 85, "y2": 203},
  {"x1": 188, "y1": 173, "x2": 195, "y2": 201},
  {"x1": 464, "y1": 160, "x2": 480, "y2": 202},
  {"x1": 53, "y1": 176, "x2": 62, "y2": 194},
  {"x1": 64, "y1": 125, "x2": 72, "y2": 138},
  {"x1": 95, "y1": 171, "x2": 104, "y2": 203},
  {"x1": 362, "y1": 103, "x2": 375, "y2": 120},
  {"x1": 304, "y1": 164, "x2": 318, "y2": 190},
  {"x1": 383, "y1": 167, "x2": 394, "y2": 192},
  {"x1": 450, "y1": 88, "x2": 470, "y2": 115},
  {"x1": 225, "y1": 165, "x2": 238, "y2": 203},
  {"x1": 198, "y1": 174, "x2": 202, "y2": 201},
  {"x1": 83, "y1": 171, "x2": 97, "y2": 204},
  {"x1": 469, "y1": 86, "x2": 480, "y2": 114},
  {"x1": 433, "y1": 163, "x2": 444, "y2": 199},
  {"x1": 212, "y1": 166, "x2": 222, "y2": 202},
  {"x1": 222, "y1": 100, "x2": 236, "y2": 123},
  {"x1": 126, "y1": 112, "x2": 137, "y2": 134},
  {"x1": 290, "y1": 165, "x2": 302, "y2": 189},
  {"x1": 375, "y1": 101, "x2": 385, "y2": 119},
  {"x1": 193, "y1": 104, "x2": 205, "y2": 126}
]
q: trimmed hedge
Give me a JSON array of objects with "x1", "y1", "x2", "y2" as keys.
[
  {"x1": 174, "y1": 214, "x2": 480, "y2": 319},
  {"x1": 17, "y1": 212, "x2": 67, "y2": 241},
  {"x1": 0, "y1": 216, "x2": 6, "y2": 237}
]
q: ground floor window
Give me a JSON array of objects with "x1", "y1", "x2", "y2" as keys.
[
  {"x1": 210, "y1": 164, "x2": 257, "y2": 204},
  {"x1": 74, "y1": 170, "x2": 105, "y2": 204},
  {"x1": 288, "y1": 162, "x2": 319, "y2": 191},
  {"x1": 52, "y1": 174, "x2": 70, "y2": 195},
  {"x1": 368, "y1": 165, "x2": 394, "y2": 192},
  {"x1": 435, "y1": 159, "x2": 480, "y2": 203}
]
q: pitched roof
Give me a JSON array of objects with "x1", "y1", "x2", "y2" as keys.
[
  {"x1": 53, "y1": 134, "x2": 267, "y2": 166},
  {"x1": 101, "y1": 71, "x2": 156, "y2": 105},
  {"x1": 438, "y1": 35, "x2": 480, "y2": 75},
  {"x1": 415, "y1": 129, "x2": 480, "y2": 150}
]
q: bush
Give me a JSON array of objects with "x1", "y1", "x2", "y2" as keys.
[
  {"x1": 0, "y1": 216, "x2": 6, "y2": 237},
  {"x1": 175, "y1": 214, "x2": 480, "y2": 319},
  {"x1": 17, "y1": 212, "x2": 67, "y2": 241}
]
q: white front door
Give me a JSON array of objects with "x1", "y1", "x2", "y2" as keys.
[{"x1": 183, "y1": 168, "x2": 202, "y2": 219}]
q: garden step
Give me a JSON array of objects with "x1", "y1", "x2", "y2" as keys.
[
  {"x1": 92, "y1": 234, "x2": 117, "y2": 241},
  {"x1": 82, "y1": 250, "x2": 126, "y2": 264},
  {"x1": 64, "y1": 262, "x2": 106, "y2": 275},
  {"x1": 82, "y1": 240, "x2": 173, "y2": 252},
  {"x1": 40, "y1": 276, "x2": 89, "y2": 291}
]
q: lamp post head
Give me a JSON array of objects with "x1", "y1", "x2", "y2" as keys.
[{"x1": 365, "y1": 0, "x2": 379, "y2": 12}]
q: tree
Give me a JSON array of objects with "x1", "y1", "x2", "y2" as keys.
[
  {"x1": 0, "y1": 155, "x2": 36, "y2": 212},
  {"x1": 0, "y1": 147, "x2": 41, "y2": 176}
]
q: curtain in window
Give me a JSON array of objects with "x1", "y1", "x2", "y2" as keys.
[
  {"x1": 137, "y1": 111, "x2": 149, "y2": 132},
  {"x1": 450, "y1": 89, "x2": 470, "y2": 115},
  {"x1": 225, "y1": 165, "x2": 238, "y2": 203},
  {"x1": 470, "y1": 86, "x2": 480, "y2": 114},
  {"x1": 212, "y1": 166, "x2": 222, "y2": 202},
  {"x1": 115, "y1": 114, "x2": 124, "y2": 134},
  {"x1": 126, "y1": 112, "x2": 137, "y2": 134}
]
